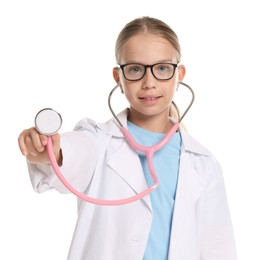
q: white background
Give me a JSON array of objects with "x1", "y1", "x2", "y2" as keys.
[{"x1": 1, "y1": 0, "x2": 259, "y2": 259}]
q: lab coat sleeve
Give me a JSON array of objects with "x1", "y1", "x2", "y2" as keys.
[
  {"x1": 199, "y1": 160, "x2": 237, "y2": 260},
  {"x1": 28, "y1": 130, "x2": 99, "y2": 194}
]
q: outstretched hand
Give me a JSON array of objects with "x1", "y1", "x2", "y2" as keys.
[{"x1": 18, "y1": 127, "x2": 61, "y2": 165}]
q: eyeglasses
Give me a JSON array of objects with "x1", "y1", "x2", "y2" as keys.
[{"x1": 119, "y1": 63, "x2": 178, "y2": 81}]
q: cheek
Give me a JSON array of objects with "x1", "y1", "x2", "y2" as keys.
[
  {"x1": 121, "y1": 85, "x2": 137, "y2": 104},
  {"x1": 166, "y1": 82, "x2": 178, "y2": 98},
  {"x1": 121, "y1": 87, "x2": 132, "y2": 100},
  {"x1": 171, "y1": 86, "x2": 178, "y2": 97},
  {"x1": 118, "y1": 72, "x2": 126, "y2": 84},
  {"x1": 169, "y1": 77, "x2": 179, "y2": 97},
  {"x1": 120, "y1": 80, "x2": 137, "y2": 96}
]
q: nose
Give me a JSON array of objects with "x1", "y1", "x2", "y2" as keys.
[{"x1": 142, "y1": 67, "x2": 156, "y2": 89}]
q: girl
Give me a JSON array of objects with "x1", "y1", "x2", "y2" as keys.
[{"x1": 18, "y1": 16, "x2": 237, "y2": 260}]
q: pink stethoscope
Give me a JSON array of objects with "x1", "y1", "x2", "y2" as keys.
[{"x1": 35, "y1": 82, "x2": 194, "y2": 206}]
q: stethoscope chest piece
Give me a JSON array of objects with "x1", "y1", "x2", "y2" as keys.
[{"x1": 35, "y1": 108, "x2": 62, "y2": 135}]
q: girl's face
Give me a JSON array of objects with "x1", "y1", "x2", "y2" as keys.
[{"x1": 113, "y1": 33, "x2": 185, "y2": 126}]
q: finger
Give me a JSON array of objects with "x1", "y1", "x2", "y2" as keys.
[
  {"x1": 25, "y1": 128, "x2": 46, "y2": 154},
  {"x1": 40, "y1": 134, "x2": 48, "y2": 146},
  {"x1": 51, "y1": 133, "x2": 61, "y2": 163},
  {"x1": 51, "y1": 133, "x2": 60, "y2": 143},
  {"x1": 18, "y1": 129, "x2": 31, "y2": 156}
]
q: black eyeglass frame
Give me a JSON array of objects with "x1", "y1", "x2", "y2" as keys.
[{"x1": 119, "y1": 63, "x2": 178, "y2": 81}]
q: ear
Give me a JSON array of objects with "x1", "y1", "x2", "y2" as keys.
[
  {"x1": 113, "y1": 67, "x2": 120, "y2": 84},
  {"x1": 177, "y1": 64, "x2": 186, "y2": 82},
  {"x1": 113, "y1": 67, "x2": 124, "y2": 93}
]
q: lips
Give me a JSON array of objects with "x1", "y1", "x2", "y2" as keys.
[{"x1": 139, "y1": 95, "x2": 162, "y2": 100}]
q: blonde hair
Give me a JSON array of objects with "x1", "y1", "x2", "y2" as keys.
[
  {"x1": 115, "y1": 16, "x2": 182, "y2": 122},
  {"x1": 115, "y1": 16, "x2": 181, "y2": 63}
]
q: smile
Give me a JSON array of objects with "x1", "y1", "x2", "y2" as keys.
[{"x1": 139, "y1": 96, "x2": 162, "y2": 100}]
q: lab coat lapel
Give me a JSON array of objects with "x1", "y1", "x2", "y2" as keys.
[
  {"x1": 168, "y1": 131, "x2": 209, "y2": 260},
  {"x1": 107, "y1": 139, "x2": 152, "y2": 211},
  {"x1": 99, "y1": 109, "x2": 152, "y2": 210}
]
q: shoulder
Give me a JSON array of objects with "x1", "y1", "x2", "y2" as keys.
[
  {"x1": 73, "y1": 109, "x2": 128, "y2": 138},
  {"x1": 180, "y1": 130, "x2": 223, "y2": 183},
  {"x1": 74, "y1": 117, "x2": 100, "y2": 133},
  {"x1": 180, "y1": 130, "x2": 212, "y2": 156}
]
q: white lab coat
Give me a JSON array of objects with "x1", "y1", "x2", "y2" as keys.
[{"x1": 28, "y1": 109, "x2": 237, "y2": 260}]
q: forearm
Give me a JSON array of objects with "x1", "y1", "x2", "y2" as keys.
[{"x1": 28, "y1": 130, "x2": 99, "y2": 194}]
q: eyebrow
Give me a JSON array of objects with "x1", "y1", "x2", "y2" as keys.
[{"x1": 119, "y1": 59, "x2": 178, "y2": 65}]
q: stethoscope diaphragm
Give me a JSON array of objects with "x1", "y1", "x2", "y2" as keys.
[{"x1": 35, "y1": 108, "x2": 62, "y2": 135}]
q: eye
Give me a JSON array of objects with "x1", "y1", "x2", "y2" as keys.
[
  {"x1": 156, "y1": 64, "x2": 171, "y2": 73},
  {"x1": 127, "y1": 65, "x2": 143, "y2": 74}
]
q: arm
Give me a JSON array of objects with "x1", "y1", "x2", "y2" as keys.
[
  {"x1": 18, "y1": 127, "x2": 99, "y2": 194},
  {"x1": 199, "y1": 162, "x2": 237, "y2": 260}
]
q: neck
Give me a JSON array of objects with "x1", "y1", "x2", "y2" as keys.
[{"x1": 127, "y1": 109, "x2": 173, "y2": 134}]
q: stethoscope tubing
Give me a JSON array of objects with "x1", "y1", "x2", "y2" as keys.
[
  {"x1": 47, "y1": 135, "x2": 159, "y2": 205},
  {"x1": 46, "y1": 122, "x2": 179, "y2": 206},
  {"x1": 43, "y1": 81, "x2": 194, "y2": 205}
]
